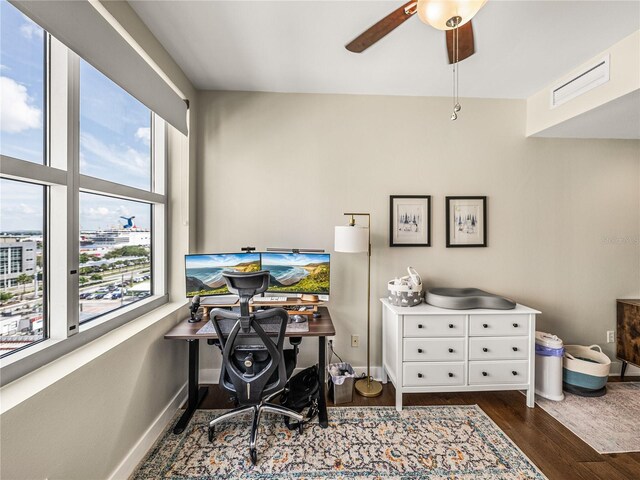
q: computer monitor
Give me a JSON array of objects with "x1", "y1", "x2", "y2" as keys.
[
  {"x1": 261, "y1": 252, "x2": 330, "y2": 295},
  {"x1": 185, "y1": 253, "x2": 261, "y2": 297}
]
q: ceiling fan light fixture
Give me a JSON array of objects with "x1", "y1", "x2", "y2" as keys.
[{"x1": 417, "y1": 0, "x2": 487, "y2": 30}]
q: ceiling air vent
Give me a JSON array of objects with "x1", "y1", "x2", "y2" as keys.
[{"x1": 551, "y1": 55, "x2": 610, "y2": 108}]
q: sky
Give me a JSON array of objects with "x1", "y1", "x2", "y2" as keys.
[
  {"x1": 261, "y1": 253, "x2": 330, "y2": 266},
  {"x1": 0, "y1": 2, "x2": 152, "y2": 232},
  {"x1": 186, "y1": 254, "x2": 262, "y2": 269}
]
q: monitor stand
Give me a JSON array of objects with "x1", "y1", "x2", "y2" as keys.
[{"x1": 301, "y1": 294, "x2": 319, "y2": 302}]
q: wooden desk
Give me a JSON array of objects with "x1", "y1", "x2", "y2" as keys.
[
  {"x1": 199, "y1": 297, "x2": 324, "y2": 320},
  {"x1": 165, "y1": 306, "x2": 336, "y2": 434}
]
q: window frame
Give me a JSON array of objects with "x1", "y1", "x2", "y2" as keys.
[{"x1": 0, "y1": 32, "x2": 168, "y2": 385}]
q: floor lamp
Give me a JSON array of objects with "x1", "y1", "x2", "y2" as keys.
[{"x1": 334, "y1": 213, "x2": 383, "y2": 398}]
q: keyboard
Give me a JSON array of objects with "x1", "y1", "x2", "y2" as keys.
[{"x1": 258, "y1": 297, "x2": 288, "y2": 302}]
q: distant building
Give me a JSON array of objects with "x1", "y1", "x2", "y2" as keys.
[{"x1": 0, "y1": 240, "x2": 37, "y2": 289}]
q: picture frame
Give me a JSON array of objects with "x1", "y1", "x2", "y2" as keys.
[
  {"x1": 389, "y1": 195, "x2": 431, "y2": 247},
  {"x1": 446, "y1": 196, "x2": 487, "y2": 247}
]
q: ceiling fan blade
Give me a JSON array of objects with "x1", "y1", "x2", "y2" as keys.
[
  {"x1": 446, "y1": 21, "x2": 475, "y2": 64},
  {"x1": 345, "y1": 1, "x2": 417, "y2": 53}
]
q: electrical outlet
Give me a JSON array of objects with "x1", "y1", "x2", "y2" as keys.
[
  {"x1": 351, "y1": 335, "x2": 360, "y2": 347},
  {"x1": 607, "y1": 330, "x2": 615, "y2": 343}
]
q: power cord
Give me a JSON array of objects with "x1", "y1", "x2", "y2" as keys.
[{"x1": 327, "y1": 340, "x2": 344, "y2": 364}]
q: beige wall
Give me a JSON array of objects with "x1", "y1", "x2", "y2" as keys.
[
  {"x1": 1, "y1": 3, "x2": 196, "y2": 479},
  {"x1": 197, "y1": 91, "x2": 640, "y2": 373}
]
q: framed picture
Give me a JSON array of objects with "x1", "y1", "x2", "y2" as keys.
[
  {"x1": 446, "y1": 196, "x2": 487, "y2": 247},
  {"x1": 390, "y1": 195, "x2": 431, "y2": 247}
]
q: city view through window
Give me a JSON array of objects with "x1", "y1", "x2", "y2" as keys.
[
  {"x1": 78, "y1": 194, "x2": 152, "y2": 323},
  {"x1": 0, "y1": 180, "x2": 45, "y2": 354}
]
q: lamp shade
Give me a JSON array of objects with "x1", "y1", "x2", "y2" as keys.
[
  {"x1": 416, "y1": 0, "x2": 487, "y2": 30},
  {"x1": 335, "y1": 226, "x2": 369, "y2": 253}
]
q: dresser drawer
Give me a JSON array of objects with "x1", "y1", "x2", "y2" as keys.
[
  {"x1": 403, "y1": 362, "x2": 465, "y2": 387},
  {"x1": 404, "y1": 315, "x2": 465, "y2": 338},
  {"x1": 404, "y1": 338, "x2": 465, "y2": 362},
  {"x1": 468, "y1": 361, "x2": 529, "y2": 384},
  {"x1": 469, "y1": 315, "x2": 529, "y2": 336},
  {"x1": 469, "y1": 337, "x2": 529, "y2": 360}
]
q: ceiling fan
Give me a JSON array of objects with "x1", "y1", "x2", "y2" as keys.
[{"x1": 345, "y1": 0, "x2": 487, "y2": 64}]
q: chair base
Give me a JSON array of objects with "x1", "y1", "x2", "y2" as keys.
[{"x1": 208, "y1": 400, "x2": 305, "y2": 465}]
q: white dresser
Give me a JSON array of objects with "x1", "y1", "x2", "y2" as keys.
[{"x1": 380, "y1": 298, "x2": 540, "y2": 411}]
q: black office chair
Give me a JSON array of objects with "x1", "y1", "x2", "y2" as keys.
[{"x1": 207, "y1": 270, "x2": 304, "y2": 465}]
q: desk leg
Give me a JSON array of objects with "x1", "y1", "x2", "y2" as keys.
[
  {"x1": 318, "y1": 335, "x2": 329, "y2": 428},
  {"x1": 173, "y1": 339, "x2": 208, "y2": 434}
]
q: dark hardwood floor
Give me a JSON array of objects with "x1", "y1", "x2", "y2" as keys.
[{"x1": 197, "y1": 377, "x2": 640, "y2": 480}]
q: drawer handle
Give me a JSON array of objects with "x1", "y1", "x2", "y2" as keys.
[
  {"x1": 448, "y1": 323, "x2": 454, "y2": 328},
  {"x1": 418, "y1": 324, "x2": 424, "y2": 329},
  {"x1": 512, "y1": 371, "x2": 518, "y2": 376},
  {"x1": 448, "y1": 348, "x2": 454, "y2": 353},
  {"x1": 513, "y1": 323, "x2": 519, "y2": 328},
  {"x1": 448, "y1": 372, "x2": 454, "y2": 378},
  {"x1": 482, "y1": 323, "x2": 488, "y2": 328},
  {"x1": 418, "y1": 373, "x2": 423, "y2": 378},
  {"x1": 482, "y1": 347, "x2": 488, "y2": 352},
  {"x1": 512, "y1": 347, "x2": 518, "y2": 352},
  {"x1": 482, "y1": 371, "x2": 488, "y2": 377},
  {"x1": 418, "y1": 348, "x2": 423, "y2": 353}
]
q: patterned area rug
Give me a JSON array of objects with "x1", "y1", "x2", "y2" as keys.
[
  {"x1": 131, "y1": 406, "x2": 546, "y2": 479},
  {"x1": 536, "y1": 382, "x2": 640, "y2": 454}
]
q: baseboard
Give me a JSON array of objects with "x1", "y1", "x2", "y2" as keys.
[
  {"x1": 609, "y1": 360, "x2": 640, "y2": 376},
  {"x1": 351, "y1": 366, "x2": 384, "y2": 382},
  {"x1": 108, "y1": 382, "x2": 188, "y2": 480},
  {"x1": 200, "y1": 365, "x2": 385, "y2": 385}
]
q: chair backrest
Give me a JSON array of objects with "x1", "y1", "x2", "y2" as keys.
[{"x1": 210, "y1": 271, "x2": 289, "y2": 405}]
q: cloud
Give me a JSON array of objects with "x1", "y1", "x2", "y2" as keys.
[
  {"x1": 87, "y1": 207, "x2": 111, "y2": 217},
  {"x1": 20, "y1": 18, "x2": 43, "y2": 41},
  {"x1": 135, "y1": 127, "x2": 151, "y2": 146},
  {"x1": 80, "y1": 132, "x2": 149, "y2": 181},
  {"x1": 17, "y1": 203, "x2": 37, "y2": 215},
  {"x1": 0, "y1": 76, "x2": 42, "y2": 133}
]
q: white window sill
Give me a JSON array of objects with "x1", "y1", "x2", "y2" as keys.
[{"x1": 1, "y1": 298, "x2": 187, "y2": 414}]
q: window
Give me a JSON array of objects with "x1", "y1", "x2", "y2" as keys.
[
  {"x1": 0, "y1": 179, "x2": 45, "y2": 354},
  {"x1": 0, "y1": 2, "x2": 45, "y2": 164},
  {"x1": 80, "y1": 60, "x2": 152, "y2": 190},
  {"x1": 0, "y1": 3, "x2": 167, "y2": 370}
]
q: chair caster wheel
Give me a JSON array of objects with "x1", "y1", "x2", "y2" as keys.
[
  {"x1": 250, "y1": 448, "x2": 257, "y2": 465},
  {"x1": 208, "y1": 426, "x2": 214, "y2": 443},
  {"x1": 298, "y1": 422, "x2": 304, "y2": 434}
]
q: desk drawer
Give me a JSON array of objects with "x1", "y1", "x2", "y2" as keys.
[
  {"x1": 469, "y1": 315, "x2": 529, "y2": 336},
  {"x1": 469, "y1": 337, "x2": 529, "y2": 361},
  {"x1": 403, "y1": 362, "x2": 464, "y2": 387},
  {"x1": 404, "y1": 338, "x2": 465, "y2": 362},
  {"x1": 468, "y1": 360, "x2": 528, "y2": 384},
  {"x1": 404, "y1": 315, "x2": 465, "y2": 338}
]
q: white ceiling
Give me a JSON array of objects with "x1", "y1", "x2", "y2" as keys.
[{"x1": 129, "y1": 1, "x2": 640, "y2": 99}]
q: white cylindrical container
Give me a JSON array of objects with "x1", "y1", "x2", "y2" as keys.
[{"x1": 535, "y1": 331, "x2": 565, "y2": 401}]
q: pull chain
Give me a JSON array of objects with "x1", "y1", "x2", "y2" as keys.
[{"x1": 451, "y1": 25, "x2": 461, "y2": 121}]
